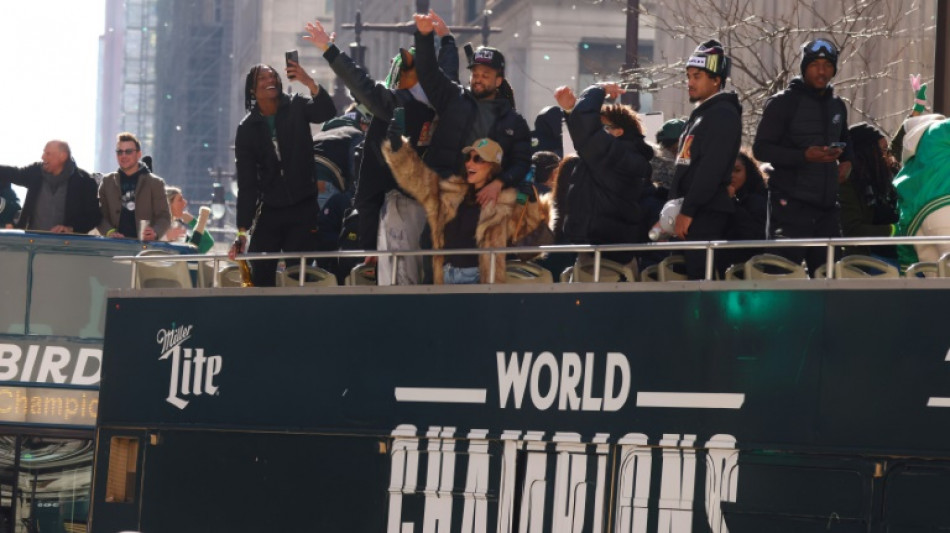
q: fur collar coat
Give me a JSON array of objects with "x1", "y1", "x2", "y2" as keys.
[{"x1": 382, "y1": 138, "x2": 553, "y2": 283}]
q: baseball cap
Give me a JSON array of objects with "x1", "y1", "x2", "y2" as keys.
[
  {"x1": 468, "y1": 46, "x2": 505, "y2": 76},
  {"x1": 462, "y1": 138, "x2": 504, "y2": 165}
]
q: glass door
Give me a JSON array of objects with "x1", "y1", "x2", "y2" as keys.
[{"x1": 15, "y1": 437, "x2": 94, "y2": 533}]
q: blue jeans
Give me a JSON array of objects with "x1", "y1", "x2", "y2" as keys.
[{"x1": 443, "y1": 264, "x2": 480, "y2": 284}]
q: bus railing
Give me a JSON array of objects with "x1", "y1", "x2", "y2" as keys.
[{"x1": 115, "y1": 235, "x2": 950, "y2": 286}]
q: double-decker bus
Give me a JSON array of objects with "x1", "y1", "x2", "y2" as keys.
[{"x1": 89, "y1": 242, "x2": 950, "y2": 533}]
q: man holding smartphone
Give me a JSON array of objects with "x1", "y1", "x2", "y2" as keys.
[
  {"x1": 229, "y1": 55, "x2": 337, "y2": 286},
  {"x1": 753, "y1": 38, "x2": 852, "y2": 274}
]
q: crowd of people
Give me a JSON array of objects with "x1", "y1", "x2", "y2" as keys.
[{"x1": 2, "y1": 13, "x2": 947, "y2": 285}]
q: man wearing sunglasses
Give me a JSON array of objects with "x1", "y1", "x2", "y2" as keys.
[
  {"x1": 753, "y1": 38, "x2": 853, "y2": 275},
  {"x1": 98, "y1": 132, "x2": 171, "y2": 240}
]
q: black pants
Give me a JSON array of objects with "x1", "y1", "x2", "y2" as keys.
[
  {"x1": 683, "y1": 210, "x2": 729, "y2": 280},
  {"x1": 248, "y1": 198, "x2": 320, "y2": 287},
  {"x1": 769, "y1": 194, "x2": 840, "y2": 276}
]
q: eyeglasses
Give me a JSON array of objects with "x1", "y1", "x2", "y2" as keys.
[
  {"x1": 603, "y1": 124, "x2": 619, "y2": 132},
  {"x1": 115, "y1": 149, "x2": 138, "y2": 156},
  {"x1": 807, "y1": 39, "x2": 836, "y2": 55},
  {"x1": 466, "y1": 152, "x2": 485, "y2": 163}
]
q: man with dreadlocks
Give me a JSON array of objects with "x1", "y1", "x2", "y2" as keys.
[
  {"x1": 305, "y1": 15, "x2": 458, "y2": 285},
  {"x1": 554, "y1": 82, "x2": 654, "y2": 268},
  {"x1": 412, "y1": 10, "x2": 531, "y2": 207},
  {"x1": 229, "y1": 60, "x2": 336, "y2": 286}
]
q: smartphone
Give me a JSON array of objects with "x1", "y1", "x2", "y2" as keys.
[
  {"x1": 393, "y1": 106, "x2": 406, "y2": 133},
  {"x1": 285, "y1": 49, "x2": 299, "y2": 79},
  {"x1": 829, "y1": 141, "x2": 847, "y2": 149}
]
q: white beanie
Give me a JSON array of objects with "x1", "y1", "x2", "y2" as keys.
[{"x1": 902, "y1": 113, "x2": 947, "y2": 162}]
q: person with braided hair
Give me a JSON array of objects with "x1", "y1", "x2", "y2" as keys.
[
  {"x1": 229, "y1": 62, "x2": 336, "y2": 286},
  {"x1": 412, "y1": 10, "x2": 532, "y2": 207}
]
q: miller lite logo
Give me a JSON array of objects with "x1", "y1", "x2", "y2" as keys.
[{"x1": 156, "y1": 324, "x2": 222, "y2": 410}]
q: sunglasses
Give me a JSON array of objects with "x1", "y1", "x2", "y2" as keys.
[
  {"x1": 115, "y1": 149, "x2": 138, "y2": 156},
  {"x1": 466, "y1": 152, "x2": 485, "y2": 163},
  {"x1": 808, "y1": 39, "x2": 835, "y2": 54}
]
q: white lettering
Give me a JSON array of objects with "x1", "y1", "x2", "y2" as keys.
[
  {"x1": 615, "y1": 434, "x2": 652, "y2": 533},
  {"x1": 657, "y1": 434, "x2": 697, "y2": 533},
  {"x1": 36, "y1": 346, "x2": 70, "y2": 383},
  {"x1": 159, "y1": 338, "x2": 223, "y2": 410},
  {"x1": 423, "y1": 427, "x2": 456, "y2": 533},
  {"x1": 519, "y1": 433, "x2": 548, "y2": 533},
  {"x1": 604, "y1": 352, "x2": 631, "y2": 411},
  {"x1": 558, "y1": 353, "x2": 582, "y2": 410},
  {"x1": 582, "y1": 352, "x2": 603, "y2": 411},
  {"x1": 552, "y1": 433, "x2": 586, "y2": 533},
  {"x1": 459, "y1": 430, "x2": 490, "y2": 533},
  {"x1": 23, "y1": 345, "x2": 39, "y2": 381},
  {"x1": 71, "y1": 348, "x2": 102, "y2": 385},
  {"x1": 530, "y1": 352, "x2": 558, "y2": 411},
  {"x1": 0, "y1": 345, "x2": 21, "y2": 380},
  {"x1": 387, "y1": 425, "x2": 420, "y2": 533},
  {"x1": 497, "y1": 351, "x2": 532, "y2": 409},
  {"x1": 704, "y1": 435, "x2": 739, "y2": 533}
]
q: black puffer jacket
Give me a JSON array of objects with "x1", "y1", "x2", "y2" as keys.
[
  {"x1": 562, "y1": 86, "x2": 654, "y2": 246},
  {"x1": 324, "y1": 40, "x2": 458, "y2": 249},
  {"x1": 234, "y1": 90, "x2": 337, "y2": 230},
  {"x1": 753, "y1": 77, "x2": 852, "y2": 208},
  {"x1": 670, "y1": 91, "x2": 742, "y2": 217},
  {"x1": 414, "y1": 31, "x2": 531, "y2": 187}
]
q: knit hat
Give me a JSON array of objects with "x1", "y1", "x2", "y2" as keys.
[
  {"x1": 468, "y1": 46, "x2": 505, "y2": 76},
  {"x1": 902, "y1": 114, "x2": 947, "y2": 162},
  {"x1": 656, "y1": 119, "x2": 686, "y2": 145},
  {"x1": 462, "y1": 138, "x2": 503, "y2": 165},
  {"x1": 800, "y1": 38, "x2": 838, "y2": 77},
  {"x1": 686, "y1": 40, "x2": 730, "y2": 80}
]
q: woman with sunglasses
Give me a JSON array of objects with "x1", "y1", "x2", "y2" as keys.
[{"x1": 383, "y1": 122, "x2": 552, "y2": 284}]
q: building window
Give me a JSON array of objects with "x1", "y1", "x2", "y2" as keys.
[{"x1": 105, "y1": 437, "x2": 139, "y2": 503}]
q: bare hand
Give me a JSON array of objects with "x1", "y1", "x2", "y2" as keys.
[
  {"x1": 286, "y1": 60, "x2": 317, "y2": 92},
  {"x1": 141, "y1": 226, "x2": 157, "y2": 241},
  {"x1": 164, "y1": 226, "x2": 187, "y2": 241},
  {"x1": 554, "y1": 86, "x2": 576, "y2": 111},
  {"x1": 49, "y1": 225, "x2": 72, "y2": 234},
  {"x1": 414, "y1": 13, "x2": 434, "y2": 35},
  {"x1": 598, "y1": 82, "x2": 625, "y2": 100},
  {"x1": 804, "y1": 146, "x2": 843, "y2": 163},
  {"x1": 429, "y1": 9, "x2": 450, "y2": 37},
  {"x1": 363, "y1": 256, "x2": 378, "y2": 266},
  {"x1": 476, "y1": 179, "x2": 503, "y2": 207},
  {"x1": 674, "y1": 213, "x2": 693, "y2": 240},
  {"x1": 107, "y1": 230, "x2": 125, "y2": 239},
  {"x1": 229, "y1": 235, "x2": 247, "y2": 260},
  {"x1": 304, "y1": 19, "x2": 334, "y2": 51}
]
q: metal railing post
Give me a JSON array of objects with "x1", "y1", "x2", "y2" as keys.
[
  {"x1": 826, "y1": 244, "x2": 835, "y2": 279},
  {"x1": 593, "y1": 250, "x2": 602, "y2": 282}
]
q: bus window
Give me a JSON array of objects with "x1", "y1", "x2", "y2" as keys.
[{"x1": 105, "y1": 437, "x2": 138, "y2": 504}]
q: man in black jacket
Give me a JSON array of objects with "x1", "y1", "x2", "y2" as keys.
[
  {"x1": 670, "y1": 40, "x2": 743, "y2": 280},
  {"x1": 305, "y1": 16, "x2": 458, "y2": 285},
  {"x1": 753, "y1": 38, "x2": 852, "y2": 275},
  {"x1": 413, "y1": 10, "x2": 531, "y2": 207},
  {"x1": 555, "y1": 82, "x2": 654, "y2": 265},
  {"x1": 229, "y1": 61, "x2": 337, "y2": 286},
  {"x1": 0, "y1": 140, "x2": 101, "y2": 233}
]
